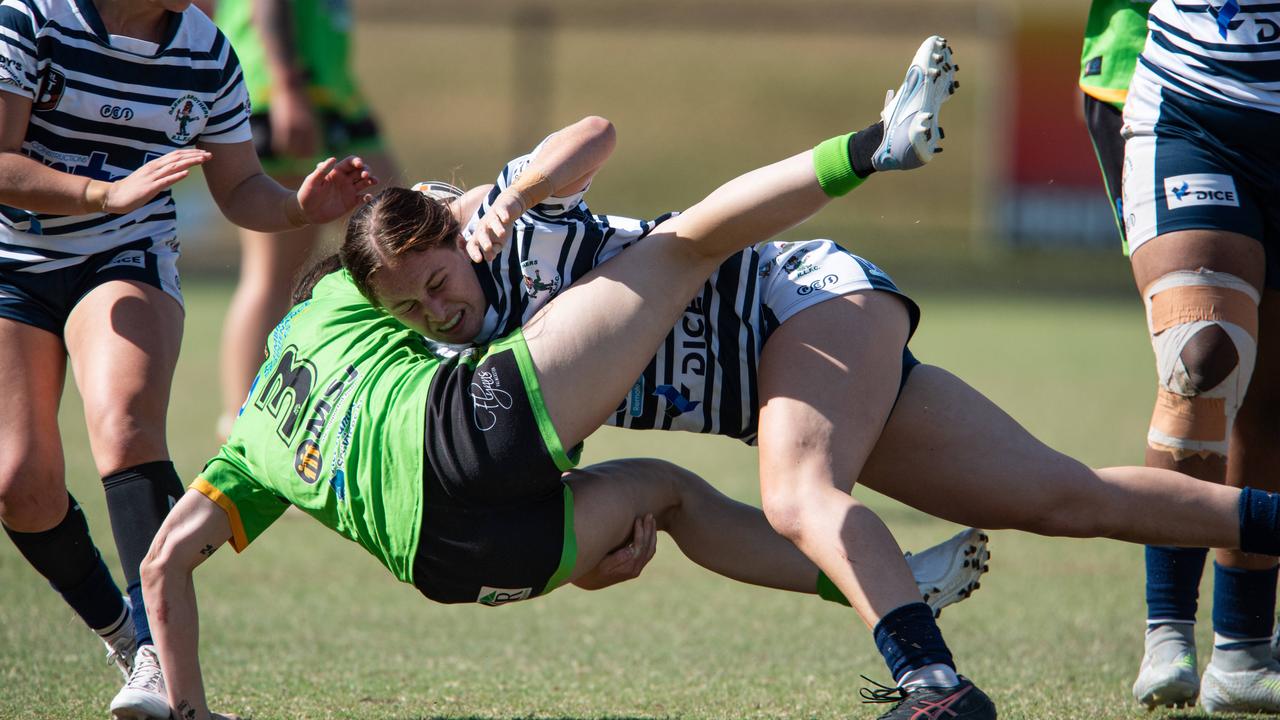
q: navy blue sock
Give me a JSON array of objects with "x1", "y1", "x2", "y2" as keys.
[
  {"x1": 103, "y1": 461, "x2": 184, "y2": 647},
  {"x1": 1213, "y1": 562, "x2": 1278, "y2": 647},
  {"x1": 1145, "y1": 546, "x2": 1208, "y2": 624},
  {"x1": 872, "y1": 602, "x2": 956, "y2": 683},
  {"x1": 3, "y1": 493, "x2": 126, "y2": 630},
  {"x1": 1239, "y1": 488, "x2": 1280, "y2": 556}
]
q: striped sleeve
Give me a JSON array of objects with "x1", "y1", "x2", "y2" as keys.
[
  {"x1": 0, "y1": 0, "x2": 39, "y2": 98},
  {"x1": 197, "y1": 33, "x2": 250, "y2": 143}
]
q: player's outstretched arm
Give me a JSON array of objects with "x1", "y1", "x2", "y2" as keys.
[
  {"x1": 0, "y1": 92, "x2": 210, "y2": 215},
  {"x1": 141, "y1": 490, "x2": 239, "y2": 720},
  {"x1": 199, "y1": 139, "x2": 377, "y2": 232},
  {"x1": 468, "y1": 115, "x2": 616, "y2": 261}
]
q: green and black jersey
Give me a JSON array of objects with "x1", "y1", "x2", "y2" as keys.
[
  {"x1": 195, "y1": 271, "x2": 437, "y2": 582},
  {"x1": 1080, "y1": 0, "x2": 1153, "y2": 108}
]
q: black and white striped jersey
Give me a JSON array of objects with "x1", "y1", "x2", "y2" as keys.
[
  {"x1": 0, "y1": 0, "x2": 251, "y2": 273},
  {"x1": 462, "y1": 145, "x2": 769, "y2": 442},
  {"x1": 1137, "y1": 0, "x2": 1280, "y2": 112}
]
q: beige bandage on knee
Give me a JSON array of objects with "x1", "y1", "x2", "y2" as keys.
[{"x1": 1144, "y1": 269, "x2": 1259, "y2": 460}]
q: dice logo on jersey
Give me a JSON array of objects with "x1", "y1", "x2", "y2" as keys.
[
  {"x1": 1164, "y1": 174, "x2": 1240, "y2": 210},
  {"x1": 653, "y1": 384, "x2": 700, "y2": 418},
  {"x1": 33, "y1": 67, "x2": 65, "y2": 112},
  {"x1": 167, "y1": 94, "x2": 209, "y2": 144},
  {"x1": 477, "y1": 586, "x2": 532, "y2": 606},
  {"x1": 470, "y1": 368, "x2": 513, "y2": 431}
]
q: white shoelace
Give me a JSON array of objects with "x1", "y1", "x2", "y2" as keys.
[{"x1": 127, "y1": 649, "x2": 165, "y2": 694}]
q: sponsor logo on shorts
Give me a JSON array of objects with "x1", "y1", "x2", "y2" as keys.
[
  {"x1": 470, "y1": 367, "x2": 514, "y2": 431},
  {"x1": 1164, "y1": 174, "x2": 1240, "y2": 210},
  {"x1": 477, "y1": 586, "x2": 532, "y2": 606},
  {"x1": 99, "y1": 250, "x2": 146, "y2": 271},
  {"x1": 797, "y1": 274, "x2": 840, "y2": 296}
]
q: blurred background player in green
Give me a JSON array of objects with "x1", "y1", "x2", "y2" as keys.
[
  {"x1": 1081, "y1": 0, "x2": 1280, "y2": 711},
  {"x1": 210, "y1": 0, "x2": 399, "y2": 439}
]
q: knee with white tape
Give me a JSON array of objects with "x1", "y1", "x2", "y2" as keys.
[{"x1": 1144, "y1": 270, "x2": 1259, "y2": 460}]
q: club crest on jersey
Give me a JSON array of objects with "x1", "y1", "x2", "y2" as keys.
[
  {"x1": 520, "y1": 260, "x2": 561, "y2": 299},
  {"x1": 167, "y1": 94, "x2": 209, "y2": 143},
  {"x1": 1164, "y1": 174, "x2": 1239, "y2": 210}
]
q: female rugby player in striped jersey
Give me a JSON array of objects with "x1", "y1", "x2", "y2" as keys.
[
  {"x1": 0, "y1": 0, "x2": 375, "y2": 717},
  {"x1": 354, "y1": 33, "x2": 1280, "y2": 719}
]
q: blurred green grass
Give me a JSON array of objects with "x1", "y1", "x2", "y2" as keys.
[{"x1": 5, "y1": 279, "x2": 1248, "y2": 720}]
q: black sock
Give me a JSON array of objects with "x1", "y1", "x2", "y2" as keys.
[
  {"x1": 103, "y1": 461, "x2": 184, "y2": 646},
  {"x1": 1239, "y1": 487, "x2": 1280, "y2": 556},
  {"x1": 872, "y1": 602, "x2": 955, "y2": 683},
  {"x1": 4, "y1": 492, "x2": 126, "y2": 630},
  {"x1": 850, "y1": 121, "x2": 885, "y2": 178}
]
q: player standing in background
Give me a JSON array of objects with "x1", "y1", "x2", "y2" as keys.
[
  {"x1": 1109, "y1": 0, "x2": 1280, "y2": 711},
  {"x1": 0, "y1": 0, "x2": 375, "y2": 717},
  {"x1": 212, "y1": 0, "x2": 398, "y2": 439}
]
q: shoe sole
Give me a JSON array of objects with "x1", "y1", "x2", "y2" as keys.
[
  {"x1": 879, "y1": 35, "x2": 959, "y2": 168},
  {"x1": 1136, "y1": 685, "x2": 1198, "y2": 711},
  {"x1": 907, "y1": 527, "x2": 991, "y2": 617},
  {"x1": 111, "y1": 690, "x2": 170, "y2": 720}
]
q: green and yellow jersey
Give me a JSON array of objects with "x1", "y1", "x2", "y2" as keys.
[
  {"x1": 195, "y1": 270, "x2": 437, "y2": 582},
  {"x1": 1080, "y1": 0, "x2": 1153, "y2": 108}
]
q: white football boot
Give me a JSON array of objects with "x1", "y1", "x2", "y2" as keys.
[
  {"x1": 872, "y1": 35, "x2": 959, "y2": 171},
  {"x1": 1201, "y1": 641, "x2": 1280, "y2": 713},
  {"x1": 111, "y1": 644, "x2": 170, "y2": 719},
  {"x1": 905, "y1": 527, "x2": 990, "y2": 617},
  {"x1": 1133, "y1": 623, "x2": 1200, "y2": 710}
]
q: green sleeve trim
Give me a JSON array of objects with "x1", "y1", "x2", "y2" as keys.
[
  {"x1": 539, "y1": 485, "x2": 578, "y2": 596},
  {"x1": 502, "y1": 329, "x2": 579, "y2": 472},
  {"x1": 812, "y1": 132, "x2": 865, "y2": 198},
  {"x1": 816, "y1": 570, "x2": 852, "y2": 607}
]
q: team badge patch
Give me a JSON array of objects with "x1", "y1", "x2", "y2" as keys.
[
  {"x1": 1164, "y1": 174, "x2": 1240, "y2": 210},
  {"x1": 167, "y1": 94, "x2": 209, "y2": 144}
]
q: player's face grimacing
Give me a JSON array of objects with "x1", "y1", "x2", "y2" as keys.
[{"x1": 370, "y1": 234, "x2": 486, "y2": 343}]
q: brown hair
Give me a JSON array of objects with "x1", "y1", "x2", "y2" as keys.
[{"x1": 344, "y1": 186, "x2": 460, "y2": 303}]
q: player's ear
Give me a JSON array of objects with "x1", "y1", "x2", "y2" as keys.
[{"x1": 454, "y1": 232, "x2": 468, "y2": 252}]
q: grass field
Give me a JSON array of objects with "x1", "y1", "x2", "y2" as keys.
[{"x1": 2, "y1": 278, "x2": 1258, "y2": 720}]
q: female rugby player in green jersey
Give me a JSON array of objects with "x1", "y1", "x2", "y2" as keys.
[
  {"x1": 140, "y1": 36, "x2": 1018, "y2": 720},
  {"x1": 357, "y1": 33, "x2": 1280, "y2": 720}
]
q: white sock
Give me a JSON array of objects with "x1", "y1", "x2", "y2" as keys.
[{"x1": 899, "y1": 663, "x2": 960, "y2": 690}]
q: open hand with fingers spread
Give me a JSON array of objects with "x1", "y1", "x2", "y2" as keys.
[{"x1": 294, "y1": 155, "x2": 380, "y2": 225}]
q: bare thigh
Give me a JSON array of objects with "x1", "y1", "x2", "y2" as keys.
[
  {"x1": 0, "y1": 319, "x2": 67, "y2": 530},
  {"x1": 858, "y1": 364, "x2": 1097, "y2": 531},
  {"x1": 757, "y1": 290, "x2": 910, "y2": 496},
  {"x1": 65, "y1": 280, "x2": 183, "y2": 475}
]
